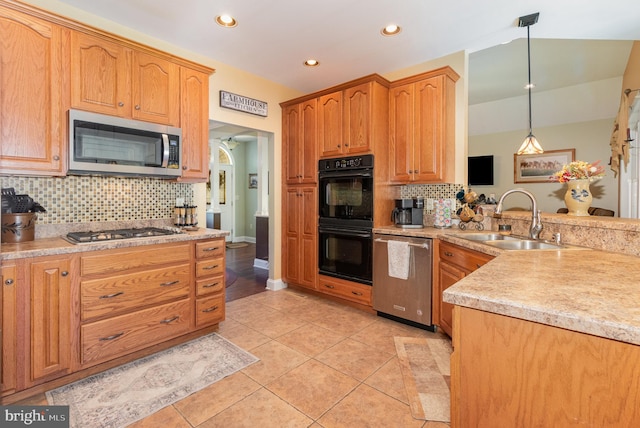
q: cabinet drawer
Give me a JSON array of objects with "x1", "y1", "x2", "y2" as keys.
[
  {"x1": 195, "y1": 240, "x2": 225, "y2": 259},
  {"x1": 81, "y1": 243, "x2": 191, "y2": 276},
  {"x1": 317, "y1": 275, "x2": 372, "y2": 306},
  {"x1": 81, "y1": 264, "x2": 191, "y2": 321},
  {"x1": 195, "y1": 294, "x2": 225, "y2": 328},
  {"x1": 195, "y1": 258, "x2": 224, "y2": 278},
  {"x1": 81, "y1": 299, "x2": 190, "y2": 366},
  {"x1": 196, "y1": 275, "x2": 225, "y2": 297},
  {"x1": 439, "y1": 242, "x2": 493, "y2": 272}
]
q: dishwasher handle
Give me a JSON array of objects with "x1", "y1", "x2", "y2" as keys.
[{"x1": 374, "y1": 237, "x2": 430, "y2": 250}]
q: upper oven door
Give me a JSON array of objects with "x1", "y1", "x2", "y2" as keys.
[{"x1": 319, "y1": 169, "x2": 373, "y2": 222}]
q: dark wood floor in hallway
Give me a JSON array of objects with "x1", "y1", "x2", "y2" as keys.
[{"x1": 225, "y1": 242, "x2": 268, "y2": 302}]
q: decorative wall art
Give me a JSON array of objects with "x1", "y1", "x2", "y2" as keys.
[
  {"x1": 514, "y1": 149, "x2": 575, "y2": 183},
  {"x1": 249, "y1": 173, "x2": 258, "y2": 189}
]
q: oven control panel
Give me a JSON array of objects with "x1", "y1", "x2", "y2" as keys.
[{"x1": 319, "y1": 154, "x2": 374, "y2": 171}]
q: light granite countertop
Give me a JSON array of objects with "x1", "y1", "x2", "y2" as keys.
[
  {"x1": 374, "y1": 225, "x2": 640, "y2": 347},
  {"x1": 0, "y1": 227, "x2": 229, "y2": 261}
]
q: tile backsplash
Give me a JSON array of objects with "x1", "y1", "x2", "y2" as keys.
[
  {"x1": 1, "y1": 176, "x2": 193, "y2": 224},
  {"x1": 400, "y1": 183, "x2": 464, "y2": 213}
]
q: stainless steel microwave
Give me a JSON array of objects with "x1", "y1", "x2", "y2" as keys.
[{"x1": 68, "y1": 109, "x2": 182, "y2": 178}]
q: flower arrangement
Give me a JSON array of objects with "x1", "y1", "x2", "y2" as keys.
[{"x1": 551, "y1": 160, "x2": 605, "y2": 183}]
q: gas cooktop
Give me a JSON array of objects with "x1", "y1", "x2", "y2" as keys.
[{"x1": 65, "y1": 227, "x2": 182, "y2": 244}]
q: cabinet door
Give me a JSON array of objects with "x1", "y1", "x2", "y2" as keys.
[
  {"x1": 29, "y1": 257, "x2": 72, "y2": 383},
  {"x1": 283, "y1": 187, "x2": 302, "y2": 283},
  {"x1": 179, "y1": 67, "x2": 210, "y2": 181},
  {"x1": 131, "y1": 51, "x2": 180, "y2": 125},
  {"x1": 1, "y1": 263, "x2": 17, "y2": 395},
  {"x1": 300, "y1": 187, "x2": 318, "y2": 289},
  {"x1": 389, "y1": 83, "x2": 414, "y2": 183},
  {"x1": 283, "y1": 104, "x2": 301, "y2": 184},
  {"x1": 318, "y1": 91, "x2": 343, "y2": 157},
  {"x1": 71, "y1": 32, "x2": 131, "y2": 117},
  {"x1": 343, "y1": 82, "x2": 372, "y2": 155},
  {"x1": 0, "y1": 9, "x2": 66, "y2": 176},
  {"x1": 300, "y1": 99, "x2": 318, "y2": 183},
  {"x1": 438, "y1": 261, "x2": 466, "y2": 337},
  {"x1": 413, "y1": 76, "x2": 445, "y2": 182}
]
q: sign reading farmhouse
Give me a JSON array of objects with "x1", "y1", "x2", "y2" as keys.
[{"x1": 219, "y1": 91, "x2": 268, "y2": 117}]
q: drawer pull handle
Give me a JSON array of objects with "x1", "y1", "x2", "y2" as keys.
[
  {"x1": 202, "y1": 247, "x2": 220, "y2": 252},
  {"x1": 444, "y1": 251, "x2": 454, "y2": 257},
  {"x1": 4, "y1": 279, "x2": 14, "y2": 285},
  {"x1": 476, "y1": 263, "x2": 482, "y2": 268},
  {"x1": 99, "y1": 332, "x2": 124, "y2": 341},
  {"x1": 203, "y1": 282, "x2": 221, "y2": 288},
  {"x1": 160, "y1": 280, "x2": 179, "y2": 287},
  {"x1": 100, "y1": 291, "x2": 124, "y2": 299},
  {"x1": 203, "y1": 265, "x2": 219, "y2": 270},
  {"x1": 202, "y1": 305, "x2": 219, "y2": 313},
  {"x1": 160, "y1": 316, "x2": 179, "y2": 324},
  {"x1": 351, "y1": 291, "x2": 363, "y2": 296},
  {"x1": 323, "y1": 284, "x2": 335, "y2": 289},
  {"x1": 61, "y1": 271, "x2": 69, "y2": 277}
]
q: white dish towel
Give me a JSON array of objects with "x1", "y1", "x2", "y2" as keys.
[{"x1": 387, "y1": 240, "x2": 410, "y2": 280}]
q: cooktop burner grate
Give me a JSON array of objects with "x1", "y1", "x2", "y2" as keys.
[{"x1": 65, "y1": 227, "x2": 181, "y2": 243}]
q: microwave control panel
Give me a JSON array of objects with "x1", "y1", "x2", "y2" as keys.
[{"x1": 168, "y1": 137, "x2": 180, "y2": 168}]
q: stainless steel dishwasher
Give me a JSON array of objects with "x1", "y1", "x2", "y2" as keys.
[{"x1": 372, "y1": 233, "x2": 434, "y2": 330}]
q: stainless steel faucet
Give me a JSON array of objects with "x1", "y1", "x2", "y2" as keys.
[{"x1": 494, "y1": 188, "x2": 543, "y2": 240}]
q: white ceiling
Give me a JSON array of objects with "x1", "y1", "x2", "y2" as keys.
[{"x1": 51, "y1": 0, "x2": 639, "y2": 140}]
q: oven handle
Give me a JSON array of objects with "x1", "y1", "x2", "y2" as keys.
[
  {"x1": 318, "y1": 169, "x2": 373, "y2": 179},
  {"x1": 319, "y1": 227, "x2": 372, "y2": 239}
]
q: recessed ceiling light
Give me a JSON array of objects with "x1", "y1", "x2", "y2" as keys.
[
  {"x1": 381, "y1": 24, "x2": 401, "y2": 36},
  {"x1": 215, "y1": 14, "x2": 237, "y2": 27},
  {"x1": 304, "y1": 59, "x2": 320, "y2": 67}
]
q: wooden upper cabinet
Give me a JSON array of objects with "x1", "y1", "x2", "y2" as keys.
[
  {"x1": 71, "y1": 32, "x2": 179, "y2": 126},
  {"x1": 71, "y1": 32, "x2": 130, "y2": 117},
  {"x1": 343, "y1": 82, "x2": 372, "y2": 155},
  {"x1": 318, "y1": 91, "x2": 343, "y2": 158},
  {"x1": 179, "y1": 67, "x2": 210, "y2": 182},
  {"x1": 283, "y1": 100, "x2": 317, "y2": 184},
  {"x1": 389, "y1": 67, "x2": 458, "y2": 184},
  {"x1": 131, "y1": 51, "x2": 180, "y2": 125},
  {"x1": 0, "y1": 8, "x2": 67, "y2": 176}
]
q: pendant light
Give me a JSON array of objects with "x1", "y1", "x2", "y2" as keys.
[{"x1": 516, "y1": 12, "x2": 543, "y2": 155}]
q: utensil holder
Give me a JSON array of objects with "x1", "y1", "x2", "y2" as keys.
[{"x1": 1, "y1": 212, "x2": 36, "y2": 243}]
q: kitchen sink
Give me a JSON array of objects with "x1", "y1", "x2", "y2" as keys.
[
  {"x1": 453, "y1": 232, "x2": 579, "y2": 251},
  {"x1": 453, "y1": 233, "x2": 520, "y2": 241}
]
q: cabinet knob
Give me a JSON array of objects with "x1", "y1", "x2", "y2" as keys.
[
  {"x1": 135, "y1": 105, "x2": 141, "y2": 110},
  {"x1": 61, "y1": 271, "x2": 69, "y2": 277},
  {"x1": 323, "y1": 284, "x2": 335, "y2": 289},
  {"x1": 182, "y1": 166, "x2": 187, "y2": 170},
  {"x1": 337, "y1": 144, "x2": 341, "y2": 148},
  {"x1": 4, "y1": 279, "x2": 14, "y2": 285},
  {"x1": 53, "y1": 155, "x2": 60, "y2": 161},
  {"x1": 444, "y1": 251, "x2": 454, "y2": 257},
  {"x1": 118, "y1": 102, "x2": 124, "y2": 107}
]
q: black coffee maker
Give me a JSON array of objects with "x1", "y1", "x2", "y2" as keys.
[{"x1": 391, "y1": 198, "x2": 424, "y2": 229}]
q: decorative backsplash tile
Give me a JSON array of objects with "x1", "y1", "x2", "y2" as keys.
[
  {"x1": 400, "y1": 183, "x2": 464, "y2": 213},
  {"x1": 1, "y1": 176, "x2": 193, "y2": 224}
]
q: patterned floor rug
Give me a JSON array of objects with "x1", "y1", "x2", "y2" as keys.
[
  {"x1": 394, "y1": 336, "x2": 452, "y2": 423},
  {"x1": 46, "y1": 333, "x2": 258, "y2": 428}
]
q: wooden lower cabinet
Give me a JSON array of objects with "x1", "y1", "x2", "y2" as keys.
[
  {"x1": 436, "y1": 241, "x2": 493, "y2": 336},
  {"x1": 0, "y1": 237, "x2": 227, "y2": 401},
  {"x1": 451, "y1": 306, "x2": 640, "y2": 427},
  {"x1": 317, "y1": 274, "x2": 372, "y2": 306},
  {"x1": 1, "y1": 263, "x2": 18, "y2": 396},
  {"x1": 28, "y1": 255, "x2": 74, "y2": 386},
  {"x1": 194, "y1": 238, "x2": 226, "y2": 328}
]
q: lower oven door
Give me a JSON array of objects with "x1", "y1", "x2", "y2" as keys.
[{"x1": 318, "y1": 225, "x2": 373, "y2": 285}]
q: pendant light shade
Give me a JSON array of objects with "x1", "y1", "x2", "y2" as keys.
[{"x1": 516, "y1": 12, "x2": 543, "y2": 155}]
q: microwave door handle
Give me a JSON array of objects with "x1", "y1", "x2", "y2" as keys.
[{"x1": 161, "y1": 134, "x2": 170, "y2": 168}]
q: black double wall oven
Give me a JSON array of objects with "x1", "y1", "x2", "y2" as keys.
[{"x1": 318, "y1": 154, "x2": 374, "y2": 285}]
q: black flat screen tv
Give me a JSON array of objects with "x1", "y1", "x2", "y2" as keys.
[{"x1": 467, "y1": 155, "x2": 494, "y2": 186}]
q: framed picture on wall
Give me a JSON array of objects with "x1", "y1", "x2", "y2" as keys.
[
  {"x1": 249, "y1": 173, "x2": 258, "y2": 189},
  {"x1": 514, "y1": 149, "x2": 575, "y2": 183}
]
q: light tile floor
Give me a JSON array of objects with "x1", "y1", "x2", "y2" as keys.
[{"x1": 23, "y1": 288, "x2": 451, "y2": 427}]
